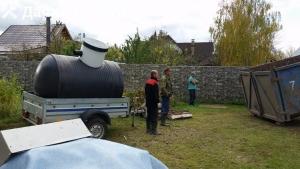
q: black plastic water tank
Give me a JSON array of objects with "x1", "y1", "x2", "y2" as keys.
[{"x1": 34, "y1": 54, "x2": 124, "y2": 98}]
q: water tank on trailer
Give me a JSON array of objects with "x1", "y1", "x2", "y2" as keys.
[{"x1": 33, "y1": 38, "x2": 124, "y2": 98}]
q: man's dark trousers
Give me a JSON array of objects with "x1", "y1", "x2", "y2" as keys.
[
  {"x1": 189, "y1": 89, "x2": 196, "y2": 105},
  {"x1": 146, "y1": 105, "x2": 158, "y2": 134}
]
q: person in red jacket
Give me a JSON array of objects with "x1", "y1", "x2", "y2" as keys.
[{"x1": 145, "y1": 70, "x2": 160, "y2": 135}]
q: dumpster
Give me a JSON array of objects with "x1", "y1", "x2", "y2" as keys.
[{"x1": 240, "y1": 55, "x2": 300, "y2": 122}]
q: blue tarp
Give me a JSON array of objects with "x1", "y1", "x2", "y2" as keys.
[{"x1": 0, "y1": 138, "x2": 168, "y2": 169}]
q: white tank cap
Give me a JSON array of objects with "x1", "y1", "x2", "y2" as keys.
[{"x1": 80, "y1": 38, "x2": 108, "y2": 68}]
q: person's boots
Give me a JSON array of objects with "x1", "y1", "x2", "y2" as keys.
[
  {"x1": 160, "y1": 112, "x2": 165, "y2": 125},
  {"x1": 160, "y1": 113, "x2": 169, "y2": 126},
  {"x1": 151, "y1": 121, "x2": 161, "y2": 135},
  {"x1": 146, "y1": 121, "x2": 151, "y2": 134}
]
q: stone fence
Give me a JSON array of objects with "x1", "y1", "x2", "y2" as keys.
[{"x1": 0, "y1": 60, "x2": 246, "y2": 104}]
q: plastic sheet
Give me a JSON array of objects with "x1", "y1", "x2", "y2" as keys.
[{"x1": 0, "y1": 138, "x2": 168, "y2": 169}]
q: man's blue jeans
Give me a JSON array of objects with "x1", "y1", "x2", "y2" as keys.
[{"x1": 161, "y1": 96, "x2": 170, "y2": 124}]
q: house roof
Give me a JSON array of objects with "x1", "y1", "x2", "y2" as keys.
[
  {"x1": 176, "y1": 42, "x2": 214, "y2": 65},
  {"x1": 142, "y1": 31, "x2": 215, "y2": 65},
  {"x1": 0, "y1": 24, "x2": 71, "y2": 52},
  {"x1": 149, "y1": 32, "x2": 177, "y2": 44}
]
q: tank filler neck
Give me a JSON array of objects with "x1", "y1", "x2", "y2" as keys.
[{"x1": 80, "y1": 38, "x2": 108, "y2": 68}]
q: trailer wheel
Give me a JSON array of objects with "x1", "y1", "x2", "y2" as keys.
[{"x1": 87, "y1": 118, "x2": 107, "y2": 139}]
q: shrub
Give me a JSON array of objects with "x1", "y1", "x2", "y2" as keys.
[
  {"x1": 0, "y1": 76, "x2": 22, "y2": 118},
  {"x1": 123, "y1": 89, "x2": 145, "y2": 110}
]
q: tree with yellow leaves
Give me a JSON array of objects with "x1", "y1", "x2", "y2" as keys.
[{"x1": 210, "y1": 0, "x2": 282, "y2": 66}]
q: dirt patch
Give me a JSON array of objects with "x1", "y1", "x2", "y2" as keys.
[{"x1": 201, "y1": 104, "x2": 228, "y2": 109}]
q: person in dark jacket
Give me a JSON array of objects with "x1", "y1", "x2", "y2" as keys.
[{"x1": 145, "y1": 70, "x2": 160, "y2": 135}]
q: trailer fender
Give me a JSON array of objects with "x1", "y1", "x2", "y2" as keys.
[{"x1": 80, "y1": 109, "x2": 111, "y2": 125}]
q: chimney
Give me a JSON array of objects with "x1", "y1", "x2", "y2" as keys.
[
  {"x1": 191, "y1": 39, "x2": 195, "y2": 57},
  {"x1": 83, "y1": 33, "x2": 86, "y2": 38},
  {"x1": 46, "y1": 17, "x2": 51, "y2": 49}
]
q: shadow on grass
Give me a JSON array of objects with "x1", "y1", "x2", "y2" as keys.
[
  {"x1": 246, "y1": 112, "x2": 300, "y2": 129},
  {"x1": 280, "y1": 118, "x2": 300, "y2": 129}
]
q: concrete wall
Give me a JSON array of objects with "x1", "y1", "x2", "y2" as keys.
[{"x1": 0, "y1": 60, "x2": 246, "y2": 104}]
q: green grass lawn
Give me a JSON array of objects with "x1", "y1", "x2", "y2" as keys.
[
  {"x1": 1, "y1": 103, "x2": 300, "y2": 169},
  {"x1": 107, "y1": 103, "x2": 300, "y2": 169},
  {"x1": 0, "y1": 115, "x2": 27, "y2": 130}
]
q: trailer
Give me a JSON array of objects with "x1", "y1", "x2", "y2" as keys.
[{"x1": 22, "y1": 91, "x2": 130, "y2": 138}]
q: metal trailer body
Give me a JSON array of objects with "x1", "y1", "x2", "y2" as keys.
[
  {"x1": 240, "y1": 62, "x2": 300, "y2": 123},
  {"x1": 22, "y1": 91, "x2": 130, "y2": 137}
]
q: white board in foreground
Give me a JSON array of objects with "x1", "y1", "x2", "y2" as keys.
[{"x1": 0, "y1": 119, "x2": 91, "y2": 166}]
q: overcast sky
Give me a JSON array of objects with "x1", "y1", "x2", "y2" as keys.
[{"x1": 0, "y1": 0, "x2": 299, "y2": 51}]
